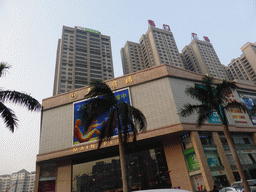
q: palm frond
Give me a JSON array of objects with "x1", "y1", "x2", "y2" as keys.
[
  {"x1": 0, "y1": 102, "x2": 18, "y2": 132},
  {"x1": 85, "y1": 80, "x2": 116, "y2": 103},
  {"x1": 215, "y1": 80, "x2": 237, "y2": 104},
  {"x1": 98, "y1": 108, "x2": 118, "y2": 148},
  {"x1": 224, "y1": 101, "x2": 248, "y2": 114},
  {"x1": 0, "y1": 63, "x2": 11, "y2": 77},
  {"x1": 82, "y1": 97, "x2": 115, "y2": 134},
  {"x1": 0, "y1": 91, "x2": 41, "y2": 111},
  {"x1": 179, "y1": 104, "x2": 208, "y2": 117},
  {"x1": 197, "y1": 107, "x2": 209, "y2": 127},
  {"x1": 186, "y1": 84, "x2": 215, "y2": 103}
]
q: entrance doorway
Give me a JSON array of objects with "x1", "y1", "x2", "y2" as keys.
[{"x1": 38, "y1": 180, "x2": 55, "y2": 192}]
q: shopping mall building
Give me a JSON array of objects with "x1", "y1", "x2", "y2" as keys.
[{"x1": 35, "y1": 64, "x2": 256, "y2": 192}]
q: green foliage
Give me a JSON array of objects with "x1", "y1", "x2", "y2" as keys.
[
  {"x1": 0, "y1": 62, "x2": 41, "y2": 132},
  {"x1": 82, "y1": 80, "x2": 147, "y2": 148},
  {"x1": 180, "y1": 75, "x2": 248, "y2": 127}
]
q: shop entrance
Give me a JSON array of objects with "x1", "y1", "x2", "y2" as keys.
[
  {"x1": 38, "y1": 180, "x2": 55, "y2": 192},
  {"x1": 249, "y1": 168, "x2": 256, "y2": 179},
  {"x1": 213, "y1": 175, "x2": 229, "y2": 189},
  {"x1": 72, "y1": 147, "x2": 171, "y2": 192}
]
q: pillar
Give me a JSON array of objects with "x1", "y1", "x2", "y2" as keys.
[
  {"x1": 163, "y1": 137, "x2": 193, "y2": 191},
  {"x1": 191, "y1": 131, "x2": 214, "y2": 191},
  {"x1": 55, "y1": 160, "x2": 72, "y2": 192},
  {"x1": 34, "y1": 163, "x2": 40, "y2": 192},
  {"x1": 212, "y1": 132, "x2": 235, "y2": 185}
]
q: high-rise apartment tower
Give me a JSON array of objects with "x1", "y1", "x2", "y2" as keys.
[
  {"x1": 181, "y1": 33, "x2": 227, "y2": 80},
  {"x1": 53, "y1": 26, "x2": 114, "y2": 96},
  {"x1": 121, "y1": 21, "x2": 184, "y2": 75},
  {"x1": 227, "y1": 42, "x2": 256, "y2": 83}
]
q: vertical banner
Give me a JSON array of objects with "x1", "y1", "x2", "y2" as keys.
[{"x1": 73, "y1": 89, "x2": 130, "y2": 145}]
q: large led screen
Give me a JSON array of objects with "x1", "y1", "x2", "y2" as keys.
[
  {"x1": 73, "y1": 88, "x2": 130, "y2": 145},
  {"x1": 238, "y1": 91, "x2": 256, "y2": 124}
]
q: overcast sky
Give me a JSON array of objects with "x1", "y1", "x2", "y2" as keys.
[{"x1": 0, "y1": 0, "x2": 255, "y2": 175}]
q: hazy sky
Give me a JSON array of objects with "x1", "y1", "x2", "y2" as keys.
[{"x1": 0, "y1": 0, "x2": 255, "y2": 175}]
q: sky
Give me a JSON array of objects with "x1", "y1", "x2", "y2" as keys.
[{"x1": 0, "y1": 0, "x2": 255, "y2": 175}]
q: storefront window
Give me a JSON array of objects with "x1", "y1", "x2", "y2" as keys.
[
  {"x1": 72, "y1": 147, "x2": 171, "y2": 192},
  {"x1": 219, "y1": 133, "x2": 256, "y2": 180}
]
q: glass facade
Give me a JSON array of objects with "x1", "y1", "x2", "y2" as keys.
[
  {"x1": 219, "y1": 133, "x2": 256, "y2": 180},
  {"x1": 72, "y1": 147, "x2": 171, "y2": 192}
]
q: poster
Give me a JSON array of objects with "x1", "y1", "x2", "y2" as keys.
[
  {"x1": 184, "y1": 148, "x2": 200, "y2": 171},
  {"x1": 191, "y1": 174, "x2": 206, "y2": 191},
  {"x1": 238, "y1": 91, "x2": 256, "y2": 124},
  {"x1": 73, "y1": 89, "x2": 130, "y2": 145}
]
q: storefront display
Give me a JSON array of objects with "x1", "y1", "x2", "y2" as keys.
[{"x1": 72, "y1": 147, "x2": 171, "y2": 192}]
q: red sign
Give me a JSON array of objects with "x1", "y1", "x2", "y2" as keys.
[
  {"x1": 163, "y1": 24, "x2": 170, "y2": 31},
  {"x1": 192, "y1": 33, "x2": 198, "y2": 39},
  {"x1": 148, "y1": 20, "x2": 156, "y2": 27},
  {"x1": 203, "y1": 36, "x2": 210, "y2": 42}
]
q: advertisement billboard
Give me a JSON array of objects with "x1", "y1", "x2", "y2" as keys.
[
  {"x1": 73, "y1": 88, "x2": 130, "y2": 145},
  {"x1": 238, "y1": 91, "x2": 256, "y2": 124}
]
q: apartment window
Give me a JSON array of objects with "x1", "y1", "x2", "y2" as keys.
[{"x1": 64, "y1": 30, "x2": 74, "y2": 34}]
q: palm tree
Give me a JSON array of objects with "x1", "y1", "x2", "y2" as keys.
[
  {"x1": 0, "y1": 62, "x2": 41, "y2": 132},
  {"x1": 180, "y1": 75, "x2": 250, "y2": 192},
  {"x1": 82, "y1": 80, "x2": 147, "y2": 192}
]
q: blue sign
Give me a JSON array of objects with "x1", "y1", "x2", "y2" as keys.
[
  {"x1": 73, "y1": 89, "x2": 130, "y2": 145},
  {"x1": 238, "y1": 91, "x2": 256, "y2": 125}
]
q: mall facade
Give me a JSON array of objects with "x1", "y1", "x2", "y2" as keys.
[{"x1": 35, "y1": 64, "x2": 256, "y2": 192}]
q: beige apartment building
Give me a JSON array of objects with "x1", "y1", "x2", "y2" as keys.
[
  {"x1": 0, "y1": 169, "x2": 36, "y2": 192},
  {"x1": 227, "y1": 42, "x2": 256, "y2": 83},
  {"x1": 121, "y1": 25, "x2": 184, "y2": 75},
  {"x1": 35, "y1": 64, "x2": 256, "y2": 192},
  {"x1": 181, "y1": 37, "x2": 227, "y2": 80},
  {"x1": 120, "y1": 41, "x2": 144, "y2": 75},
  {"x1": 53, "y1": 26, "x2": 114, "y2": 96}
]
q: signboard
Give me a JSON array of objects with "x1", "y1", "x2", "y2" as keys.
[
  {"x1": 76, "y1": 26, "x2": 99, "y2": 34},
  {"x1": 73, "y1": 89, "x2": 130, "y2": 145},
  {"x1": 192, "y1": 33, "x2": 198, "y2": 40},
  {"x1": 203, "y1": 36, "x2": 210, "y2": 42},
  {"x1": 238, "y1": 91, "x2": 256, "y2": 124},
  {"x1": 226, "y1": 91, "x2": 247, "y2": 125},
  {"x1": 205, "y1": 151, "x2": 221, "y2": 167},
  {"x1": 191, "y1": 174, "x2": 206, "y2": 192},
  {"x1": 148, "y1": 20, "x2": 156, "y2": 27},
  {"x1": 163, "y1": 24, "x2": 171, "y2": 31},
  {"x1": 184, "y1": 148, "x2": 200, "y2": 171}
]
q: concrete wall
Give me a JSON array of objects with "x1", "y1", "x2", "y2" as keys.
[{"x1": 39, "y1": 104, "x2": 73, "y2": 154}]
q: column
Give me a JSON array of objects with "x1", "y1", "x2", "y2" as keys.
[
  {"x1": 252, "y1": 133, "x2": 256, "y2": 145},
  {"x1": 212, "y1": 132, "x2": 235, "y2": 184},
  {"x1": 191, "y1": 131, "x2": 214, "y2": 191},
  {"x1": 56, "y1": 160, "x2": 72, "y2": 192},
  {"x1": 34, "y1": 164, "x2": 40, "y2": 192},
  {"x1": 163, "y1": 137, "x2": 193, "y2": 191}
]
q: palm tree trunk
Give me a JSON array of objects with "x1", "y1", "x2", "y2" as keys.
[
  {"x1": 217, "y1": 109, "x2": 250, "y2": 192},
  {"x1": 117, "y1": 110, "x2": 129, "y2": 192},
  {"x1": 222, "y1": 125, "x2": 250, "y2": 192}
]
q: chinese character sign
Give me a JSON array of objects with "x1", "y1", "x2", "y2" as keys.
[
  {"x1": 163, "y1": 24, "x2": 171, "y2": 31},
  {"x1": 73, "y1": 89, "x2": 131, "y2": 145},
  {"x1": 225, "y1": 91, "x2": 247, "y2": 125},
  {"x1": 148, "y1": 20, "x2": 156, "y2": 27},
  {"x1": 192, "y1": 33, "x2": 198, "y2": 40},
  {"x1": 203, "y1": 36, "x2": 210, "y2": 42}
]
